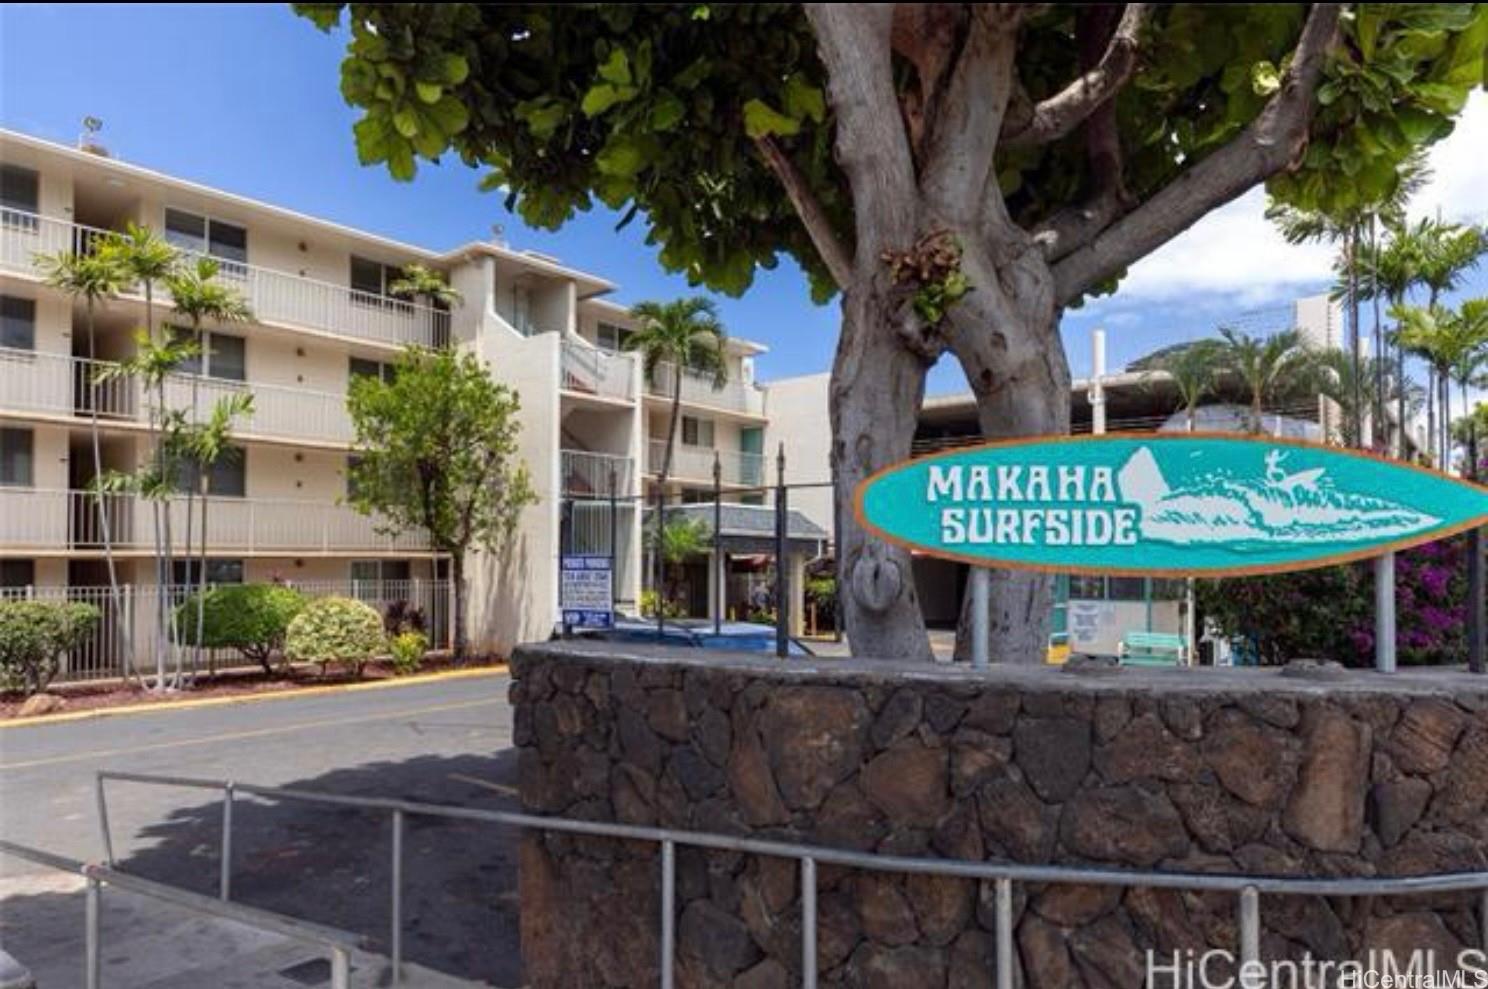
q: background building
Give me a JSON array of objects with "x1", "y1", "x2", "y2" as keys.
[{"x1": 0, "y1": 128, "x2": 775, "y2": 673}]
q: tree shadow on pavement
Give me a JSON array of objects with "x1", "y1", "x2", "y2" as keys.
[{"x1": 0, "y1": 749, "x2": 524, "y2": 987}]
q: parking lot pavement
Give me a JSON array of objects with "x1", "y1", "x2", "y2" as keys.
[{"x1": 0, "y1": 673, "x2": 522, "y2": 987}]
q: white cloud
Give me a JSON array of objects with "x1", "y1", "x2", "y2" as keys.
[{"x1": 1092, "y1": 93, "x2": 1488, "y2": 306}]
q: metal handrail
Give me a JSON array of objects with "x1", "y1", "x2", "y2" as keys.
[
  {"x1": 95, "y1": 769, "x2": 1488, "y2": 989},
  {"x1": 0, "y1": 838, "x2": 361, "y2": 989}
]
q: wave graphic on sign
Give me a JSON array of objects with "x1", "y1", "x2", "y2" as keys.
[{"x1": 1117, "y1": 446, "x2": 1440, "y2": 548}]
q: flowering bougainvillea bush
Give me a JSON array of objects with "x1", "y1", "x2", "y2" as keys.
[{"x1": 1197, "y1": 536, "x2": 1468, "y2": 667}]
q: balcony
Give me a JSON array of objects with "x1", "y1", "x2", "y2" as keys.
[
  {"x1": 646, "y1": 440, "x2": 766, "y2": 487},
  {"x1": 0, "y1": 209, "x2": 450, "y2": 349},
  {"x1": 560, "y1": 339, "x2": 635, "y2": 402},
  {"x1": 560, "y1": 449, "x2": 634, "y2": 497},
  {"x1": 0, "y1": 347, "x2": 356, "y2": 445},
  {"x1": 645, "y1": 362, "x2": 763, "y2": 416},
  {"x1": 0, "y1": 488, "x2": 434, "y2": 554}
]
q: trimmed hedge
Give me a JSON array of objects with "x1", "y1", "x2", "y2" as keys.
[
  {"x1": 0, "y1": 600, "x2": 100, "y2": 696},
  {"x1": 285, "y1": 596, "x2": 385, "y2": 677},
  {"x1": 172, "y1": 584, "x2": 308, "y2": 674}
]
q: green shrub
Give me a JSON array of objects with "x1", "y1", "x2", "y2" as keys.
[
  {"x1": 0, "y1": 601, "x2": 100, "y2": 695},
  {"x1": 639, "y1": 589, "x2": 682, "y2": 619},
  {"x1": 285, "y1": 596, "x2": 385, "y2": 677},
  {"x1": 172, "y1": 584, "x2": 307, "y2": 674},
  {"x1": 389, "y1": 630, "x2": 427, "y2": 676}
]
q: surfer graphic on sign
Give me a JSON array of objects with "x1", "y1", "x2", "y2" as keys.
[{"x1": 1118, "y1": 446, "x2": 1438, "y2": 548}]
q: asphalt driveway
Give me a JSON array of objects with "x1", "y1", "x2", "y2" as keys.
[{"x1": 0, "y1": 672, "x2": 521, "y2": 987}]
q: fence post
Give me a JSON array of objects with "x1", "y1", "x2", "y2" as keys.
[
  {"x1": 95, "y1": 775, "x2": 114, "y2": 866},
  {"x1": 713, "y1": 452, "x2": 723, "y2": 636},
  {"x1": 800, "y1": 857, "x2": 817, "y2": 989},
  {"x1": 660, "y1": 839, "x2": 675, "y2": 989},
  {"x1": 655, "y1": 487, "x2": 665, "y2": 637},
  {"x1": 85, "y1": 875, "x2": 102, "y2": 989},
  {"x1": 994, "y1": 878, "x2": 1013, "y2": 989},
  {"x1": 390, "y1": 808, "x2": 404, "y2": 986},
  {"x1": 775, "y1": 444, "x2": 788, "y2": 659},
  {"x1": 609, "y1": 468, "x2": 620, "y2": 617},
  {"x1": 1238, "y1": 885, "x2": 1260, "y2": 972},
  {"x1": 219, "y1": 783, "x2": 234, "y2": 900}
]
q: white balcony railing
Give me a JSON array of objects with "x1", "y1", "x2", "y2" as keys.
[
  {"x1": 0, "y1": 209, "x2": 450, "y2": 349},
  {"x1": 645, "y1": 362, "x2": 763, "y2": 416},
  {"x1": 0, "y1": 489, "x2": 433, "y2": 554},
  {"x1": 646, "y1": 440, "x2": 766, "y2": 487},
  {"x1": 560, "y1": 339, "x2": 635, "y2": 401},
  {"x1": 560, "y1": 449, "x2": 634, "y2": 497},
  {"x1": 0, "y1": 347, "x2": 356, "y2": 445}
]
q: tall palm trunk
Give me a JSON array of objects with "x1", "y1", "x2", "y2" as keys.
[
  {"x1": 1347, "y1": 226, "x2": 1363, "y2": 447},
  {"x1": 653, "y1": 368, "x2": 684, "y2": 610},
  {"x1": 196, "y1": 484, "x2": 210, "y2": 676},
  {"x1": 83, "y1": 300, "x2": 131, "y2": 679}
]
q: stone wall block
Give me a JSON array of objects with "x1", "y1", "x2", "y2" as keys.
[
  {"x1": 1282, "y1": 705, "x2": 1372, "y2": 853},
  {"x1": 759, "y1": 687, "x2": 870, "y2": 811},
  {"x1": 1013, "y1": 716, "x2": 1091, "y2": 802}
]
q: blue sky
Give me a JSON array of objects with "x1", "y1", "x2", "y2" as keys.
[{"x1": 3, "y1": 4, "x2": 1485, "y2": 393}]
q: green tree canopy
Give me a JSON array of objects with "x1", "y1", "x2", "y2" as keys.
[
  {"x1": 299, "y1": 2, "x2": 1488, "y2": 662},
  {"x1": 346, "y1": 347, "x2": 536, "y2": 657}
]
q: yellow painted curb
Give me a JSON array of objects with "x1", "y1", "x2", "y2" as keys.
[{"x1": 0, "y1": 664, "x2": 510, "y2": 730}]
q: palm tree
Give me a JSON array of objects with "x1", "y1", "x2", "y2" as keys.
[
  {"x1": 624, "y1": 297, "x2": 728, "y2": 605},
  {"x1": 1269, "y1": 154, "x2": 1427, "y2": 448},
  {"x1": 179, "y1": 391, "x2": 254, "y2": 680},
  {"x1": 1312, "y1": 348, "x2": 1411, "y2": 449},
  {"x1": 1394, "y1": 301, "x2": 1487, "y2": 469},
  {"x1": 1357, "y1": 222, "x2": 1426, "y2": 456},
  {"x1": 389, "y1": 263, "x2": 461, "y2": 346},
  {"x1": 648, "y1": 516, "x2": 711, "y2": 614},
  {"x1": 1147, "y1": 339, "x2": 1223, "y2": 431},
  {"x1": 33, "y1": 245, "x2": 131, "y2": 668},
  {"x1": 624, "y1": 298, "x2": 729, "y2": 486},
  {"x1": 1415, "y1": 220, "x2": 1487, "y2": 462},
  {"x1": 110, "y1": 224, "x2": 183, "y2": 685},
  {"x1": 164, "y1": 257, "x2": 253, "y2": 682},
  {"x1": 1215, "y1": 327, "x2": 1313, "y2": 434}
]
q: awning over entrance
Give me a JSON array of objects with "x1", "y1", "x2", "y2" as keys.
[{"x1": 647, "y1": 502, "x2": 829, "y2": 558}]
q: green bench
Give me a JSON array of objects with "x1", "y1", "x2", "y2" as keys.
[{"x1": 1119, "y1": 631, "x2": 1187, "y2": 667}]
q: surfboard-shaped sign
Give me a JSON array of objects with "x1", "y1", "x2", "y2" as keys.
[{"x1": 854, "y1": 433, "x2": 1488, "y2": 577}]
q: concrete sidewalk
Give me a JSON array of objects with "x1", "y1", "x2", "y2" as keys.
[{"x1": 1, "y1": 865, "x2": 490, "y2": 988}]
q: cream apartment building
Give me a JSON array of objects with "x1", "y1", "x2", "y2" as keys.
[{"x1": 0, "y1": 128, "x2": 772, "y2": 665}]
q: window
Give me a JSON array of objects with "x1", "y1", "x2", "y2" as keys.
[
  {"x1": 596, "y1": 322, "x2": 632, "y2": 352},
  {"x1": 349, "y1": 356, "x2": 395, "y2": 384},
  {"x1": 170, "y1": 558, "x2": 244, "y2": 586},
  {"x1": 0, "y1": 296, "x2": 35, "y2": 350},
  {"x1": 177, "y1": 446, "x2": 246, "y2": 497},
  {"x1": 681, "y1": 416, "x2": 714, "y2": 448},
  {"x1": 0, "y1": 165, "x2": 39, "y2": 215},
  {"x1": 351, "y1": 560, "x2": 411, "y2": 583},
  {"x1": 1069, "y1": 575, "x2": 1105, "y2": 600},
  {"x1": 350, "y1": 256, "x2": 409, "y2": 303},
  {"x1": 0, "y1": 559, "x2": 35, "y2": 589},
  {"x1": 0, "y1": 428, "x2": 33, "y2": 487},
  {"x1": 1106, "y1": 577, "x2": 1149, "y2": 602},
  {"x1": 164, "y1": 208, "x2": 248, "y2": 273},
  {"x1": 170, "y1": 327, "x2": 246, "y2": 381}
]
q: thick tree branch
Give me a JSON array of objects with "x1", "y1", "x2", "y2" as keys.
[
  {"x1": 1051, "y1": 2, "x2": 1342, "y2": 306},
  {"x1": 754, "y1": 135, "x2": 853, "y2": 290},
  {"x1": 805, "y1": 3, "x2": 920, "y2": 264},
  {"x1": 919, "y1": 6, "x2": 1019, "y2": 221},
  {"x1": 1001, "y1": 3, "x2": 1150, "y2": 150}
]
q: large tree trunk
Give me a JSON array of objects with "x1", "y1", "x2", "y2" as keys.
[
  {"x1": 831, "y1": 286, "x2": 934, "y2": 660},
  {"x1": 948, "y1": 239, "x2": 1071, "y2": 664},
  {"x1": 452, "y1": 552, "x2": 467, "y2": 660}
]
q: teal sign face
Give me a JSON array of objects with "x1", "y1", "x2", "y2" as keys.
[{"x1": 855, "y1": 434, "x2": 1488, "y2": 577}]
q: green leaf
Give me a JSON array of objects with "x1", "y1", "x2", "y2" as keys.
[
  {"x1": 595, "y1": 136, "x2": 652, "y2": 177},
  {"x1": 742, "y1": 98, "x2": 800, "y2": 139},
  {"x1": 597, "y1": 48, "x2": 632, "y2": 86},
  {"x1": 433, "y1": 52, "x2": 469, "y2": 85},
  {"x1": 415, "y1": 81, "x2": 443, "y2": 104},
  {"x1": 783, "y1": 74, "x2": 825, "y2": 123},
  {"x1": 1251, "y1": 60, "x2": 1281, "y2": 96},
  {"x1": 581, "y1": 82, "x2": 637, "y2": 117},
  {"x1": 515, "y1": 97, "x2": 567, "y2": 138},
  {"x1": 649, "y1": 92, "x2": 686, "y2": 131},
  {"x1": 426, "y1": 95, "x2": 470, "y2": 135},
  {"x1": 392, "y1": 106, "x2": 421, "y2": 138},
  {"x1": 388, "y1": 142, "x2": 416, "y2": 181},
  {"x1": 353, "y1": 115, "x2": 391, "y2": 164}
]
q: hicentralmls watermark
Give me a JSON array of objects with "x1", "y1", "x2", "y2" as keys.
[{"x1": 1146, "y1": 948, "x2": 1488, "y2": 988}]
